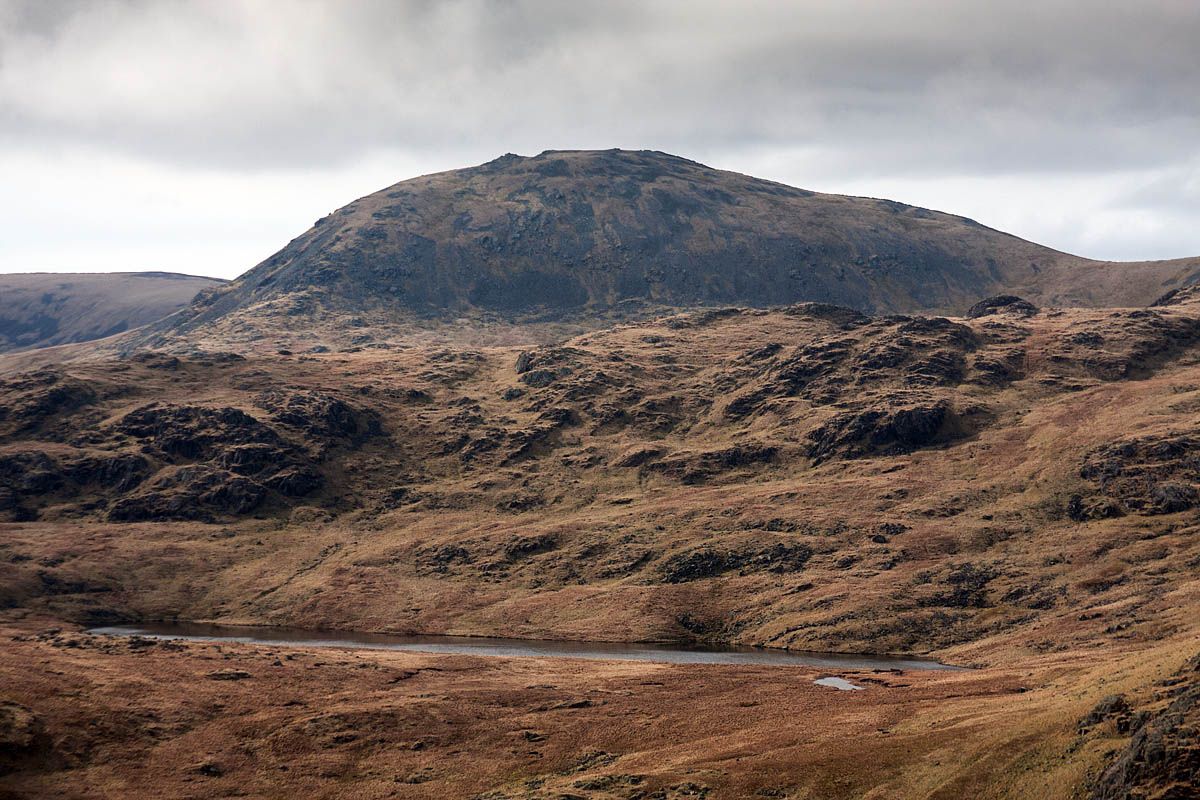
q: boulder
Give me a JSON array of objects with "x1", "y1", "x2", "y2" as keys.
[
  {"x1": 966, "y1": 295, "x2": 1039, "y2": 318},
  {"x1": 1151, "y1": 481, "x2": 1199, "y2": 514}
]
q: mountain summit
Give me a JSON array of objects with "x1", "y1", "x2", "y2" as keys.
[{"x1": 143, "y1": 149, "x2": 1199, "y2": 350}]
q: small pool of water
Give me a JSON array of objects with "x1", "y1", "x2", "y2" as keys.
[
  {"x1": 87, "y1": 622, "x2": 965, "y2": 671},
  {"x1": 814, "y1": 676, "x2": 867, "y2": 690}
]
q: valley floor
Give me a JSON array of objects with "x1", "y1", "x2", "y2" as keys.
[{"x1": 1, "y1": 616, "x2": 1197, "y2": 800}]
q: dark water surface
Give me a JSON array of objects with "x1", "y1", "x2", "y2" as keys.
[{"x1": 88, "y1": 622, "x2": 965, "y2": 670}]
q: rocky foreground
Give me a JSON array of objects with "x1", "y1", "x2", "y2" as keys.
[{"x1": 2, "y1": 289, "x2": 1200, "y2": 797}]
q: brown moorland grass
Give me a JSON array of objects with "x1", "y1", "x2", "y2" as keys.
[
  {"x1": 0, "y1": 619, "x2": 1195, "y2": 799},
  {"x1": 2, "y1": 294, "x2": 1200, "y2": 796}
]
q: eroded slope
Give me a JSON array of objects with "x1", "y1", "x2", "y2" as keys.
[{"x1": 1, "y1": 295, "x2": 1199, "y2": 664}]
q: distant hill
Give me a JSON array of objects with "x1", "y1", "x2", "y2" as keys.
[
  {"x1": 0, "y1": 272, "x2": 225, "y2": 354},
  {"x1": 131, "y1": 149, "x2": 1200, "y2": 351}
]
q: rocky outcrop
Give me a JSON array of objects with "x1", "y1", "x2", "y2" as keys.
[
  {"x1": 264, "y1": 467, "x2": 324, "y2": 497},
  {"x1": 1080, "y1": 432, "x2": 1200, "y2": 515},
  {"x1": 719, "y1": 311, "x2": 980, "y2": 424},
  {"x1": 658, "y1": 542, "x2": 813, "y2": 583},
  {"x1": 253, "y1": 390, "x2": 381, "y2": 442},
  {"x1": 807, "y1": 400, "x2": 965, "y2": 462},
  {"x1": 645, "y1": 443, "x2": 778, "y2": 484},
  {"x1": 1091, "y1": 652, "x2": 1200, "y2": 800},
  {"x1": 0, "y1": 380, "x2": 371, "y2": 519},
  {"x1": 1151, "y1": 284, "x2": 1200, "y2": 307},
  {"x1": 1048, "y1": 310, "x2": 1200, "y2": 382},
  {"x1": 0, "y1": 449, "x2": 152, "y2": 522},
  {"x1": 108, "y1": 465, "x2": 266, "y2": 521},
  {"x1": 0, "y1": 371, "x2": 97, "y2": 436},
  {"x1": 0, "y1": 700, "x2": 46, "y2": 776},
  {"x1": 966, "y1": 295, "x2": 1039, "y2": 318},
  {"x1": 1066, "y1": 494, "x2": 1126, "y2": 522},
  {"x1": 115, "y1": 403, "x2": 282, "y2": 460}
]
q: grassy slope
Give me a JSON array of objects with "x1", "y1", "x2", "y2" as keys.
[
  {"x1": 0, "y1": 272, "x2": 224, "y2": 354},
  {"x1": 2, "y1": 299, "x2": 1199, "y2": 655},
  {"x1": 2, "y1": 294, "x2": 1200, "y2": 797}
]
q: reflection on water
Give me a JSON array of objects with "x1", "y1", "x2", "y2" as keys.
[{"x1": 88, "y1": 622, "x2": 966, "y2": 671}]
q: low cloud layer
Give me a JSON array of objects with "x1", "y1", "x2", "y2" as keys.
[{"x1": 3, "y1": 0, "x2": 1199, "y2": 277}]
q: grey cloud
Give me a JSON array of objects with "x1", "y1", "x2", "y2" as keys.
[
  {"x1": 2, "y1": 0, "x2": 1199, "y2": 180},
  {"x1": 2, "y1": 0, "x2": 1200, "y2": 272},
  {"x1": 1117, "y1": 164, "x2": 1200, "y2": 214}
]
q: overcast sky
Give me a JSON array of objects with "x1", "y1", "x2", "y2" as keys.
[{"x1": 2, "y1": 0, "x2": 1199, "y2": 279}]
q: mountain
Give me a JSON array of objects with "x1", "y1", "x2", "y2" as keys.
[
  {"x1": 5, "y1": 152, "x2": 1200, "y2": 798},
  {"x1": 0, "y1": 271, "x2": 225, "y2": 354},
  {"x1": 132, "y1": 149, "x2": 1200, "y2": 352}
]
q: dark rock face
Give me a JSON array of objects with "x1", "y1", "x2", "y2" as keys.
[
  {"x1": 519, "y1": 369, "x2": 558, "y2": 389},
  {"x1": 504, "y1": 533, "x2": 559, "y2": 561},
  {"x1": 0, "y1": 451, "x2": 64, "y2": 495},
  {"x1": 1152, "y1": 481, "x2": 1200, "y2": 513},
  {"x1": 65, "y1": 453, "x2": 150, "y2": 492},
  {"x1": 966, "y1": 295, "x2": 1039, "y2": 318},
  {"x1": 512, "y1": 347, "x2": 587, "y2": 390},
  {"x1": 108, "y1": 466, "x2": 267, "y2": 521},
  {"x1": 1151, "y1": 284, "x2": 1200, "y2": 307},
  {"x1": 0, "y1": 700, "x2": 45, "y2": 776},
  {"x1": 1080, "y1": 432, "x2": 1200, "y2": 515},
  {"x1": 1091, "y1": 652, "x2": 1200, "y2": 800},
  {"x1": 916, "y1": 563, "x2": 998, "y2": 609},
  {"x1": 264, "y1": 467, "x2": 324, "y2": 497},
  {"x1": 144, "y1": 149, "x2": 1085, "y2": 345},
  {"x1": 1079, "y1": 694, "x2": 1131, "y2": 732},
  {"x1": 0, "y1": 365, "x2": 382, "y2": 521},
  {"x1": 116, "y1": 404, "x2": 281, "y2": 460},
  {"x1": 807, "y1": 401, "x2": 957, "y2": 462},
  {"x1": 0, "y1": 449, "x2": 153, "y2": 522},
  {"x1": 253, "y1": 390, "x2": 380, "y2": 442},
  {"x1": 658, "y1": 542, "x2": 813, "y2": 583}
]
